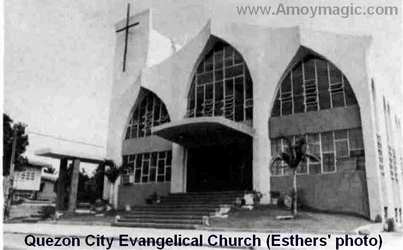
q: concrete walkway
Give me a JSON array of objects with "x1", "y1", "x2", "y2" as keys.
[{"x1": 4, "y1": 223, "x2": 403, "y2": 250}]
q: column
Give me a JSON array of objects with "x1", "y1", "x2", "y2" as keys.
[
  {"x1": 170, "y1": 143, "x2": 186, "y2": 193},
  {"x1": 253, "y1": 132, "x2": 271, "y2": 204},
  {"x1": 253, "y1": 95, "x2": 271, "y2": 204},
  {"x1": 68, "y1": 158, "x2": 80, "y2": 212},
  {"x1": 56, "y1": 158, "x2": 68, "y2": 210}
]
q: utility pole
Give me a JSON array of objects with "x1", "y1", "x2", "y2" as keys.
[{"x1": 5, "y1": 126, "x2": 18, "y2": 220}]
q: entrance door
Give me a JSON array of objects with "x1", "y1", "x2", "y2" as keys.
[{"x1": 186, "y1": 143, "x2": 252, "y2": 192}]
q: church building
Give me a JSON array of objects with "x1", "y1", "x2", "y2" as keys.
[{"x1": 105, "y1": 4, "x2": 403, "y2": 222}]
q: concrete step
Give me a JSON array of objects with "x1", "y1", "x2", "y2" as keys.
[
  {"x1": 131, "y1": 206, "x2": 220, "y2": 212},
  {"x1": 128, "y1": 209, "x2": 217, "y2": 215},
  {"x1": 159, "y1": 200, "x2": 236, "y2": 205},
  {"x1": 117, "y1": 217, "x2": 203, "y2": 225},
  {"x1": 112, "y1": 221, "x2": 199, "y2": 229},
  {"x1": 125, "y1": 210, "x2": 212, "y2": 216},
  {"x1": 134, "y1": 203, "x2": 227, "y2": 208},
  {"x1": 160, "y1": 196, "x2": 239, "y2": 200},
  {"x1": 113, "y1": 191, "x2": 246, "y2": 229},
  {"x1": 168, "y1": 190, "x2": 245, "y2": 195},
  {"x1": 163, "y1": 195, "x2": 242, "y2": 200},
  {"x1": 122, "y1": 214, "x2": 205, "y2": 220}
]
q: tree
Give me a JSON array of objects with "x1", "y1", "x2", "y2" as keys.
[
  {"x1": 3, "y1": 113, "x2": 29, "y2": 176},
  {"x1": 270, "y1": 136, "x2": 320, "y2": 217},
  {"x1": 102, "y1": 160, "x2": 128, "y2": 208},
  {"x1": 94, "y1": 162, "x2": 106, "y2": 200}
]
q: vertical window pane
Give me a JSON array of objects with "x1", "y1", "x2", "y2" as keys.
[
  {"x1": 134, "y1": 169, "x2": 141, "y2": 183},
  {"x1": 215, "y1": 70, "x2": 223, "y2": 81},
  {"x1": 136, "y1": 154, "x2": 142, "y2": 168},
  {"x1": 214, "y1": 81, "x2": 223, "y2": 116},
  {"x1": 166, "y1": 151, "x2": 172, "y2": 165},
  {"x1": 309, "y1": 163, "x2": 321, "y2": 175},
  {"x1": 332, "y1": 92, "x2": 345, "y2": 107},
  {"x1": 329, "y1": 63, "x2": 342, "y2": 83},
  {"x1": 282, "y1": 101, "x2": 292, "y2": 116},
  {"x1": 149, "y1": 168, "x2": 156, "y2": 182},
  {"x1": 335, "y1": 141, "x2": 349, "y2": 158},
  {"x1": 304, "y1": 59, "x2": 315, "y2": 80},
  {"x1": 234, "y1": 51, "x2": 243, "y2": 64},
  {"x1": 142, "y1": 161, "x2": 149, "y2": 175},
  {"x1": 234, "y1": 77, "x2": 244, "y2": 121},
  {"x1": 316, "y1": 59, "x2": 331, "y2": 109},
  {"x1": 126, "y1": 90, "x2": 169, "y2": 139},
  {"x1": 293, "y1": 96, "x2": 304, "y2": 113},
  {"x1": 322, "y1": 153, "x2": 335, "y2": 172},
  {"x1": 349, "y1": 128, "x2": 364, "y2": 149},
  {"x1": 214, "y1": 50, "x2": 223, "y2": 69},
  {"x1": 321, "y1": 132, "x2": 334, "y2": 152},
  {"x1": 158, "y1": 160, "x2": 165, "y2": 174},
  {"x1": 307, "y1": 134, "x2": 320, "y2": 173},
  {"x1": 165, "y1": 167, "x2": 171, "y2": 181},
  {"x1": 245, "y1": 71, "x2": 253, "y2": 99},
  {"x1": 197, "y1": 61, "x2": 204, "y2": 73},
  {"x1": 187, "y1": 43, "x2": 253, "y2": 123},
  {"x1": 281, "y1": 74, "x2": 292, "y2": 93},
  {"x1": 344, "y1": 77, "x2": 357, "y2": 105},
  {"x1": 292, "y1": 63, "x2": 303, "y2": 93},
  {"x1": 272, "y1": 92, "x2": 281, "y2": 117},
  {"x1": 196, "y1": 86, "x2": 204, "y2": 116},
  {"x1": 151, "y1": 152, "x2": 157, "y2": 166}
]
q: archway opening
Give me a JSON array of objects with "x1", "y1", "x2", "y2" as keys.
[
  {"x1": 184, "y1": 37, "x2": 254, "y2": 191},
  {"x1": 268, "y1": 48, "x2": 369, "y2": 217}
]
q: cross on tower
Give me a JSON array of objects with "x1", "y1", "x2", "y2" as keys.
[{"x1": 116, "y1": 3, "x2": 139, "y2": 72}]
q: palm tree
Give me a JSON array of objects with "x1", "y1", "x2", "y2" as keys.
[{"x1": 270, "y1": 136, "x2": 320, "y2": 217}]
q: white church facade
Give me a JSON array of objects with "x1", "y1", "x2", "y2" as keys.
[{"x1": 105, "y1": 7, "x2": 403, "y2": 222}]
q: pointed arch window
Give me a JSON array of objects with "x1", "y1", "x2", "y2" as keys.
[
  {"x1": 271, "y1": 56, "x2": 358, "y2": 117},
  {"x1": 125, "y1": 90, "x2": 170, "y2": 139},
  {"x1": 186, "y1": 41, "x2": 253, "y2": 124}
]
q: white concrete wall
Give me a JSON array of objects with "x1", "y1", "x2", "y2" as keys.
[
  {"x1": 299, "y1": 29, "x2": 382, "y2": 220},
  {"x1": 107, "y1": 10, "x2": 389, "y2": 219}
]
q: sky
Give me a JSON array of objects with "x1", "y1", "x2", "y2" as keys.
[{"x1": 3, "y1": 0, "x2": 402, "y2": 173}]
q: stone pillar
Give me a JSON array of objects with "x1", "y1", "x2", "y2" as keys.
[
  {"x1": 68, "y1": 159, "x2": 80, "y2": 212},
  {"x1": 56, "y1": 158, "x2": 68, "y2": 210},
  {"x1": 253, "y1": 85, "x2": 271, "y2": 204},
  {"x1": 170, "y1": 143, "x2": 186, "y2": 193},
  {"x1": 253, "y1": 132, "x2": 271, "y2": 204}
]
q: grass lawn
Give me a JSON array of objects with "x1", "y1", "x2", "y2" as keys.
[{"x1": 209, "y1": 205, "x2": 371, "y2": 233}]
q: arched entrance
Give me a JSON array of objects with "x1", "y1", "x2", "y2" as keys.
[
  {"x1": 119, "y1": 88, "x2": 173, "y2": 207},
  {"x1": 154, "y1": 37, "x2": 254, "y2": 192},
  {"x1": 268, "y1": 48, "x2": 369, "y2": 217}
]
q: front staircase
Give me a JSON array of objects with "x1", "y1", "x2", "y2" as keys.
[{"x1": 113, "y1": 191, "x2": 247, "y2": 229}]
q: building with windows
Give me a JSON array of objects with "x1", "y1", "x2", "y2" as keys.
[
  {"x1": 105, "y1": 6, "x2": 403, "y2": 222},
  {"x1": 12, "y1": 160, "x2": 50, "y2": 200}
]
